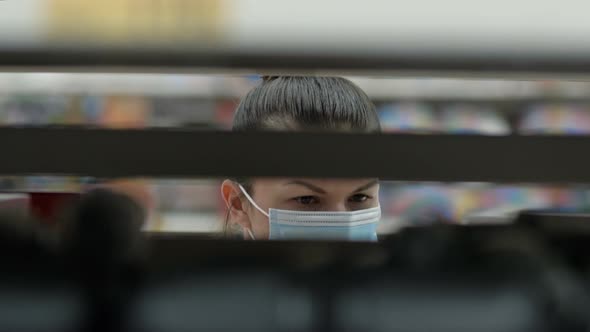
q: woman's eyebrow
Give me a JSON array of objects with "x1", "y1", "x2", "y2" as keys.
[
  {"x1": 285, "y1": 180, "x2": 327, "y2": 194},
  {"x1": 353, "y1": 180, "x2": 379, "y2": 193}
]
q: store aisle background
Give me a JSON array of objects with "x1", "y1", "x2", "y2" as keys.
[{"x1": 0, "y1": 74, "x2": 588, "y2": 233}]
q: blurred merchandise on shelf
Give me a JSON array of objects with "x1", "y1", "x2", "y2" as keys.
[
  {"x1": 155, "y1": 180, "x2": 221, "y2": 213},
  {"x1": 378, "y1": 103, "x2": 438, "y2": 133},
  {"x1": 137, "y1": 179, "x2": 224, "y2": 233},
  {"x1": 100, "y1": 96, "x2": 151, "y2": 128},
  {"x1": 440, "y1": 104, "x2": 510, "y2": 135},
  {"x1": 0, "y1": 95, "x2": 68, "y2": 125},
  {"x1": 215, "y1": 100, "x2": 239, "y2": 129},
  {"x1": 520, "y1": 103, "x2": 590, "y2": 135},
  {"x1": 3, "y1": 75, "x2": 590, "y2": 136},
  {"x1": 377, "y1": 102, "x2": 511, "y2": 135},
  {"x1": 23, "y1": 176, "x2": 83, "y2": 192},
  {"x1": 99, "y1": 178, "x2": 157, "y2": 213},
  {"x1": 48, "y1": 0, "x2": 223, "y2": 44},
  {"x1": 151, "y1": 98, "x2": 217, "y2": 128},
  {"x1": 379, "y1": 182, "x2": 589, "y2": 227},
  {"x1": 380, "y1": 184, "x2": 454, "y2": 225},
  {"x1": 0, "y1": 177, "x2": 21, "y2": 191}
]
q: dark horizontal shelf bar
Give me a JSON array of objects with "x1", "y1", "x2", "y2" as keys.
[
  {"x1": 3, "y1": 47, "x2": 590, "y2": 74},
  {"x1": 0, "y1": 127, "x2": 588, "y2": 183}
]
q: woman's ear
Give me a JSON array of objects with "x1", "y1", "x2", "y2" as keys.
[{"x1": 221, "y1": 180, "x2": 252, "y2": 231}]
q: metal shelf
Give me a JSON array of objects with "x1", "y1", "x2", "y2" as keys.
[
  {"x1": 3, "y1": 47, "x2": 590, "y2": 75},
  {"x1": 0, "y1": 127, "x2": 589, "y2": 183}
]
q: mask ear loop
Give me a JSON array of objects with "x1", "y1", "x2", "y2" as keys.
[
  {"x1": 238, "y1": 184, "x2": 269, "y2": 217},
  {"x1": 224, "y1": 200, "x2": 257, "y2": 240},
  {"x1": 223, "y1": 204, "x2": 232, "y2": 238},
  {"x1": 246, "y1": 228, "x2": 256, "y2": 240},
  {"x1": 237, "y1": 184, "x2": 268, "y2": 240}
]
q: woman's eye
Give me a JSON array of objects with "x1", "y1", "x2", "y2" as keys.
[
  {"x1": 349, "y1": 194, "x2": 370, "y2": 203},
  {"x1": 294, "y1": 196, "x2": 320, "y2": 205}
]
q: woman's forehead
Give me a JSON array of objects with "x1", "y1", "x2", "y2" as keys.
[{"x1": 254, "y1": 178, "x2": 379, "y2": 190}]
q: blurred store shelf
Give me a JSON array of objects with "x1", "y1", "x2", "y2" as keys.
[
  {"x1": 144, "y1": 212, "x2": 223, "y2": 234},
  {"x1": 0, "y1": 73, "x2": 246, "y2": 98},
  {"x1": 2, "y1": 74, "x2": 590, "y2": 101}
]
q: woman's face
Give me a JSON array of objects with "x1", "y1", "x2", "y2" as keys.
[{"x1": 223, "y1": 178, "x2": 380, "y2": 240}]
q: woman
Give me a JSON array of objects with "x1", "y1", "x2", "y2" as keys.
[{"x1": 221, "y1": 76, "x2": 382, "y2": 241}]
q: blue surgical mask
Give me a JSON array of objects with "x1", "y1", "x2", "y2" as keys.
[{"x1": 239, "y1": 184, "x2": 380, "y2": 241}]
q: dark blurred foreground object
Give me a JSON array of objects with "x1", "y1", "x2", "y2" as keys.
[
  {"x1": 0, "y1": 205, "x2": 73, "y2": 331},
  {"x1": 61, "y1": 189, "x2": 146, "y2": 332},
  {"x1": 138, "y1": 222, "x2": 590, "y2": 332},
  {"x1": 3, "y1": 198, "x2": 590, "y2": 331},
  {"x1": 0, "y1": 189, "x2": 145, "y2": 332}
]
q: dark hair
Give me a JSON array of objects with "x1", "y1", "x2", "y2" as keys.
[
  {"x1": 232, "y1": 76, "x2": 380, "y2": 190},
  {"x1": 233, "y1": 76, "x2": 380, "y2": 132}
]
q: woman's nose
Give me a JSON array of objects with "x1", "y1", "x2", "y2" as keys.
[{"x1": 325, "y1": 202, "x2": 349, "y2": 212}]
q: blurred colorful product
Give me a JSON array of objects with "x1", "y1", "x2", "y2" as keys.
[
  {"x1": 440, "y1": 104, "x2": 510, "y2": 135},
  {"x1": 377, "y1": 103, "x2": 438, "y2": 133},
  {"x1": 520, "y1": 104, "x2": 590, "y2": 135}
]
